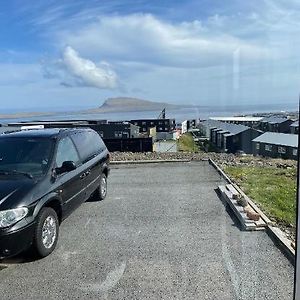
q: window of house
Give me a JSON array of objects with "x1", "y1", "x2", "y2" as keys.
[
  {"x1": 293, "y1": 148, "x2": 298, "y2": 156},
  {"x1": 278, "y1": 146, "x2": 286, "y2": 154},
  {"x1": 256, "y1": 143, "x2": 260, "y2": 150},
  {"x1": 114, "y1": 131, "x2": 123, "y2": 138},
  {"x1": 265, "y1": 144, "x2": 272, "y2": 151},
  {"x1": 142, "y1": 122, "x2": 146, "y2": 125}
]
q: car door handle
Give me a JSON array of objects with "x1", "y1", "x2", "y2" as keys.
[{"x1": 80, "y1": 169, "x2": 91, "y2": 179}]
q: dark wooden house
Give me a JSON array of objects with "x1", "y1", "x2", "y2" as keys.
[{"x1": 252, "y1": 132, "x2": 298, "y2": 160}]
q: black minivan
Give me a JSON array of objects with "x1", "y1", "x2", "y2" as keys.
[{"x1": 0, "y1": 128, "x2": 110, "y2": 259}]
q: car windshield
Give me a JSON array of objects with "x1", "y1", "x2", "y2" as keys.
[{"x1": 0, "y1": 138, "x2": 54, "y2": 177}]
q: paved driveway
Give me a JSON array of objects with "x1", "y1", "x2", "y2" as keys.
[{"x1": 0, "y1": 162, "x2": 294, "y2": 299}]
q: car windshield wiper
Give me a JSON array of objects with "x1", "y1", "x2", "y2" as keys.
[{"x1": 0, "y1": 170, "x2": 33, "y2": 179}]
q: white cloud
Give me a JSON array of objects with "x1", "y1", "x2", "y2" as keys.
[
  {"x1": 57, "y1": 14, "x2": 269, "y2": 69},
  {"x1": 43, "y1": 46, "x2": 118, "y2": 89},
  {"x1": 62, "y1": 46, "x2": 117, "y2": 88}
]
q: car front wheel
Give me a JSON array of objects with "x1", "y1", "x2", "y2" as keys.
[{"x1": 32, "y1": 207, "x2": 59, "y2": 258}]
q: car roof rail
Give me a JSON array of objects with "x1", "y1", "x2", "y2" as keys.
[{"x1": 20, "y1": 125, "x2": 45, "y2": 130}]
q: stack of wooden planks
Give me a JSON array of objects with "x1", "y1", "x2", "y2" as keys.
[{"x1": 218, "y1": 184, "x2": 267, "y2": 231}]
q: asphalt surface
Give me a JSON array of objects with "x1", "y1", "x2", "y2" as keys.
[{"x1": 0, "y1": 161, "x2": 295, "y2": 300}]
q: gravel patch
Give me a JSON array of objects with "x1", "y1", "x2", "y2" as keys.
[{"x1": 111, "y1": 151, "x2": 297, "y2": 169}]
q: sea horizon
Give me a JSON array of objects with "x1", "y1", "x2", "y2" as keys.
[{"x1": 0, "y1": 102, "x2": 298, "y2": 124}]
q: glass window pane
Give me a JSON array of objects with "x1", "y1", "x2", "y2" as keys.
[{"x1": 56, "y1": 137, "x2": 79, "y2": 167}]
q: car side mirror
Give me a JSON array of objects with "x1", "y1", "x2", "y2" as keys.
[{"x1": 56, "y1": 161, "x2": 76, "y2": 175}]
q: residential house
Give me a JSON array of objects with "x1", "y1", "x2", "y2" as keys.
[
  {"x1": 130, "y1": 118, "x2": 176, "y2": 133},
  {"x1": 290, "y1": 121, "x2": 299, "y2": 134},
  {"x1": 258, "y1": 117, "x2": 293, "y2": 133},
  {"x1": 199, "y1": 119, "x2": 262, "y2": 154},
  {"x1": 181, "y1": 119, "x2": 197, "y2": 134},
  {"x1": 252, "y1": 132, "x2": 298, "y2": 160}
]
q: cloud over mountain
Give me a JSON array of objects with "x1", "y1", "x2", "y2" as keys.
[{"x1": 43, "y1": 46, "x2": 118, "y2": 89}]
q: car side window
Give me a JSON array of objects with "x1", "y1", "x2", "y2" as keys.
[
  {"x1": 71, "y1": 131, "x2": 105, "y2": 163},
  {"x1": 55, "y1": 137, "x2": 80, "y2": 168}
]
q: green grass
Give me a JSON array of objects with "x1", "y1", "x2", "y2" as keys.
[
  {"x1": 177, "y1": 133, "x2": 198, "y2": 152},
  {"x1": 223, "y1": 166, "x2": 297, "y2": 226}
]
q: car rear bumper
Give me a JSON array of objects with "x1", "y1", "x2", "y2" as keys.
[{"x1": 0, "y1": 222, "x2": 35, "y2": 259}]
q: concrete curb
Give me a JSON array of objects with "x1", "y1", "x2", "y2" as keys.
[
  {"x1": 208, "y1": 158, "x2": 295, "y2": 266},
  {"x1": 267, "y1": 226, "x2": 295, "y2": 265}
]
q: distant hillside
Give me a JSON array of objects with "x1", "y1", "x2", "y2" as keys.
[{"x1": 86, "y1": 97, "x2": 185, "y2": 113}]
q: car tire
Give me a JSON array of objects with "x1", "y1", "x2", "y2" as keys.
[
  {"x1": 99, "y1": 173, "x2": 107, "y2": 200},
  {"x1": 32, "y1": 207, "x2": 59, "y2": 258}
]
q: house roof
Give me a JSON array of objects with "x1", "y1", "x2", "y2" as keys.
[
  {"x1": 209, "y1": 116, "x2": 263, "y2": 122},
  {"x1": 200, "y1": 119, "x2": 250, "y2": 135},
  {"x1": 252, "y1": 132, "x2": 298, "y2": 148},
  {"x1": 260, "y1": 116, "x2": 291, "y2": 124},
  {"x1": 290, "y1": 121, "x2": 299, "y2": 127},
  {"x1": 218, "y1": 130, "x2": 230, "y2": 134}
]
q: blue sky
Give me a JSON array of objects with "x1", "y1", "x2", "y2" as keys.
[{"x1": 0, "y1": 0, "x2": 299, "y2": 110}]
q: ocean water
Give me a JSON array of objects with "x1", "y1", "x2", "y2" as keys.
[{"x1": 0, "y1": 103, "x2": 298, "y2": 124}]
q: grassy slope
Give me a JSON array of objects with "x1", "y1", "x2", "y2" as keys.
[
  {"x1": 224, "y1": 166, "x2": 297, "y2": 226},
  {"x1": 177, "y1": 133, "x2": 197, "y2": 152}
]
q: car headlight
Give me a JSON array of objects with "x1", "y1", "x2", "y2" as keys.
[{"x1": 0, "y1": 207, "x2": 28, "y2": 228}]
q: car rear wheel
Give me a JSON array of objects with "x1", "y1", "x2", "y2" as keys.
[
  {"x1": 32, "y1": 207, "x2": 59, "y2": 258},
  {"x1": 99, "y1": 173, "x2": 107, "y2": 200}
]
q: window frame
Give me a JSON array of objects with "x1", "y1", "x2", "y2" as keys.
[
  {"x1": 265, "y1": 144, "x2": 272, "y2": 151},
  {"x1": 293, "y1": 148, "x2": 298, "y2": 156},
  {"x1": 55, "y1": 136, "x2": 81, "y2": 168},
  {"x1": 278, "y1": 146, "x2": 286, "y2": 154},
  {"x1": 70, "y1": 130, "x2": 105, "y2": 163},
  {"x1": 114, "y1": 131, "x2": 123, "y2": 138}
]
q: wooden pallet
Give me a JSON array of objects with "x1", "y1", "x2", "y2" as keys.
[{"x1": 218, "y1": 185, "x2": 267, "y2": 231}]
